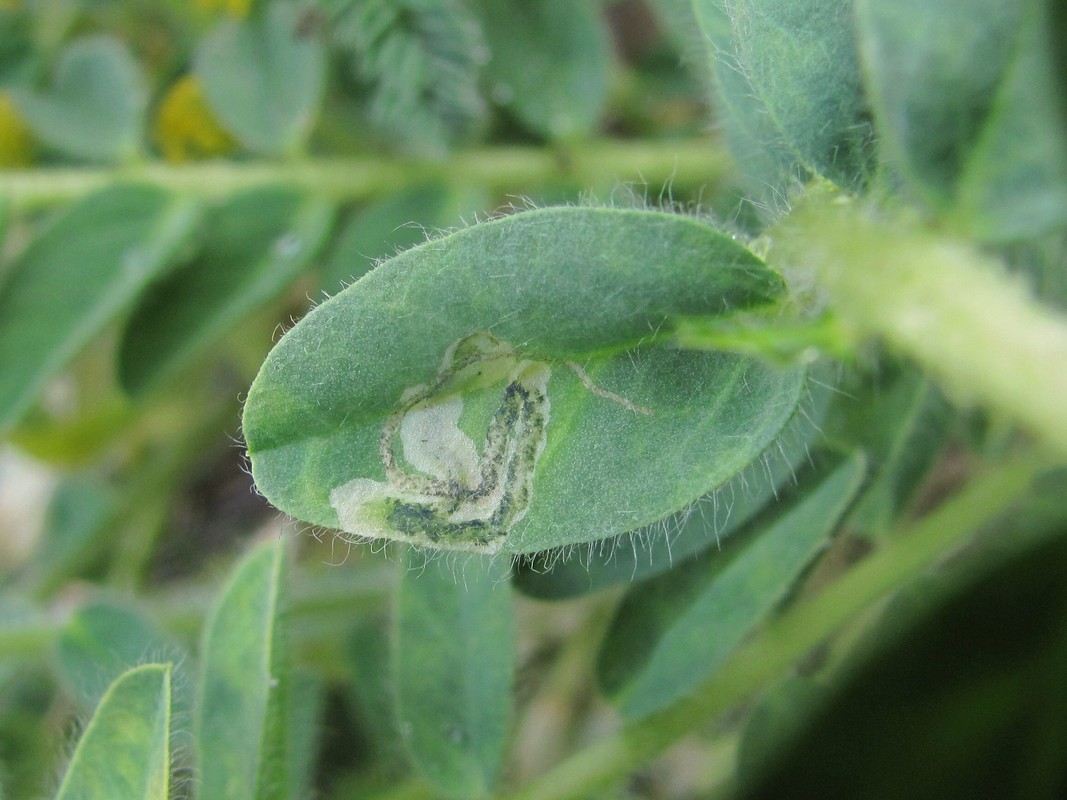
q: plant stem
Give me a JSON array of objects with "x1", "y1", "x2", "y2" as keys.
[
  {"x1": 504, "y1": 451, "x2": 1047, "y2": 800},
  {"x1": 0, "y1": 139, "x2": 733, "y2": 211},
  {"x1": 771, "y1": 186, "x2": 1067, "y2": 456}
]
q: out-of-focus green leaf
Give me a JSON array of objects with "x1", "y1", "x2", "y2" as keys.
[
  {"x1": 243, "y1": 207, "x2": 803, "y2": 555},
  {"x1": 56, "y1": 601, "x2": 180, "y2": 712},
  {"x1": 0, "y1": 185, "x2": 199, "y2": 432},
  {"x1": 475, "y1": 0, "x2": 611, "y2": 140},
  {"x1": 0, "y1": 668, "x2": 55, "y2": 799},
  {"x1": 346, "y1": 617, "x2": 408, "y2": 774},
  {"x1": 332, "y1": 0, "x2": 487, "y2": 153},
  {"x1": 855, "y1": 0, "x2": 1067, "y2": 240},
  {"x1": 118, "y1": 187, "x2": 334, "y2": 397},
  {"x1": 12, "y1": 36, "x2": 145, "y2": 163},
  {"x1": 738, "y1": 506, "x2": 1067, "y2": 800},
  {"x1": 20, "y1": 476, "x2": 112, "y2": 595},
  {"x1": 735, "y1": 676, "x2": 826, "y2": 785},
  {"x1": 196, "y1": 539, "x2": 289, "y2": 800},
  {"x1": 319, "y1": 183, "x2": 485, "y2": 295},
  {"x1": 288, "y1": 670, "x2": 325, "y2": 800},
  {"x1": 513, "y1": 371, "x2": 832, "y2": 598},
  {"x1": 394, "y1": 551, "x2": 514, "y2": 799},
  {"x1": 196, "y1": 4, "x2": 325, "y2": 156},
  {"x1": 598, "y1": 453, "x2": 865, "y2": 719},
  {"x1": 53, "y1": 663, "x2": 172, "y2": 800},
  {"x1": 689, "y1": 0, "x2": 873, "y2": 199},
  {"x1": 826, "y1": 366, "x2": 954, "y2": 537}
]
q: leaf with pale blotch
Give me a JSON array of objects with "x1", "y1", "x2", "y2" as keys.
[{"x1": 243, "y1": 207, "x2": 804, "y2": 554}]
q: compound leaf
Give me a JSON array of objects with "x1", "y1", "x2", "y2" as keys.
[{"x1": 331, "y1": 0, "x2": 487, "y2": 153}]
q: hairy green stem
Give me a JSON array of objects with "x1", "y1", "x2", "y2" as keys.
[
  {"x1": 0, "y1": 140, "x2": 732, "y2": 211},
  {"x1": 505, "y1": 451, "x2": 1047, "y2": 800},
  {"x1": 772, "y1": 187, "x2": 1067, "y2": 456}
]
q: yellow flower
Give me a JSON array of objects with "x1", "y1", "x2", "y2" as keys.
[
  {"x1": 194, "y1": 0, "x2": 252, "y2": 17},
  {"x1": 153, "y1": 75, "x2": 237, "y2": 162},
  {"x1": 0, "y1": 91, "x2": 34, "y2": 168}
]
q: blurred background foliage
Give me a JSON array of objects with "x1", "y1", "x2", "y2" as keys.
[
  {"x1": 1, "y1": 0, "x2": 1066, "y2": 799},
  {"x1": 0, "y1": 2, "x2": 734, "y2": 797}
]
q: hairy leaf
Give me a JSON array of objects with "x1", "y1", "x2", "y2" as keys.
[
  {"x1": 319, "y1": 183, "x2": 484, "y2": 294},
  {"x1": 689, "y1": 0, "x2": 873, "y2": 198},
  {"x1": 513, "y1": 371, "x2": 832, "y2": 598},
  {"x1": 243, "y1": 207, "x2": 803, "y2": 554},
  {"x1": 197, "y1": 540, "x2": 290, "y2": 800},
  {"x1": 54, "y1": 664, "x2": 171, "y2": 800},
  {"x1": 598, "y1": 453, "x2": 864, "y2": 719},
  {"x1": 56, "y1": 602, "x2": 181, "y2": 712}
]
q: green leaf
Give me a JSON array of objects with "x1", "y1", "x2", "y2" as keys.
[
  {"x1": 54, "y1": 663, "x2": 171, "y2": 800},
  {"x1": 735, "y1": 676, "x2": 826, "y2": 785},
  {"x1": 513, "y1": 371, "x2": 832, "y2": 598},
  {"x1": 20, "y1": 476, "x2": 113, "y2": 595},
  {"x1": 730, "y1": 0, "x2": 873, "y2": 187},
  {"x1": 598, "y1": 452, "x2": 865, "y2": 719},
  {"x1": 118, "y1": 188, "x2": 335, "y2": 397},
  {"x1": 12, "y1": 36, "x2": 145, "y2": 163},
  {"x1": 690, "y1": 0, "x2": 873, "y2": 194},
  {"x1": 737, "y1": 510, "x2": 1067, "y2": 800},
  {"x1": 826, "y1": 365, "x2": 954, "y2": 537},
  {"x1": 56, "y1": 601, "x2": 181, "y2": 712},
  {"x1": 196, "y1": 4, "x2": 326, "y2": 156},
  {"x1": 689, "y1": 0, "x2": 800, "y2": 204},
  {"x1": 319, "y1": 183, "x2": 480, "y2": 295},
  {"x1": 394, "y1": 551, "x2": 514, "y2": 798},
  {"x1": 332, "y1": 0, "x2": 487, "y2": 153},
  {"x1": 0, "y1": 185, "x2": 199, "y2": 432},
  {"x1": 287, "y1": 671, "x2": 325, "y2": 800},
  {"x1": 855, "y1": 0, "x2": 1067, "y2": 240},
  {"x1": 346, "y1": 617, "x2": 409, "y2": 774},
  {"x1": 474, "y1": 0, "x2": 612, "y2": 140},
  {"x1": 243, "y1": 207, "x2": 803, "y2": 554},
  {"x1": 196, "y1": 540, "x2": 290, "y2": 800}
]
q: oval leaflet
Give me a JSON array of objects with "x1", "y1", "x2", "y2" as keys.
[{"x1": 243, "y1": 206, "x2": 804, "y2": 554}]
